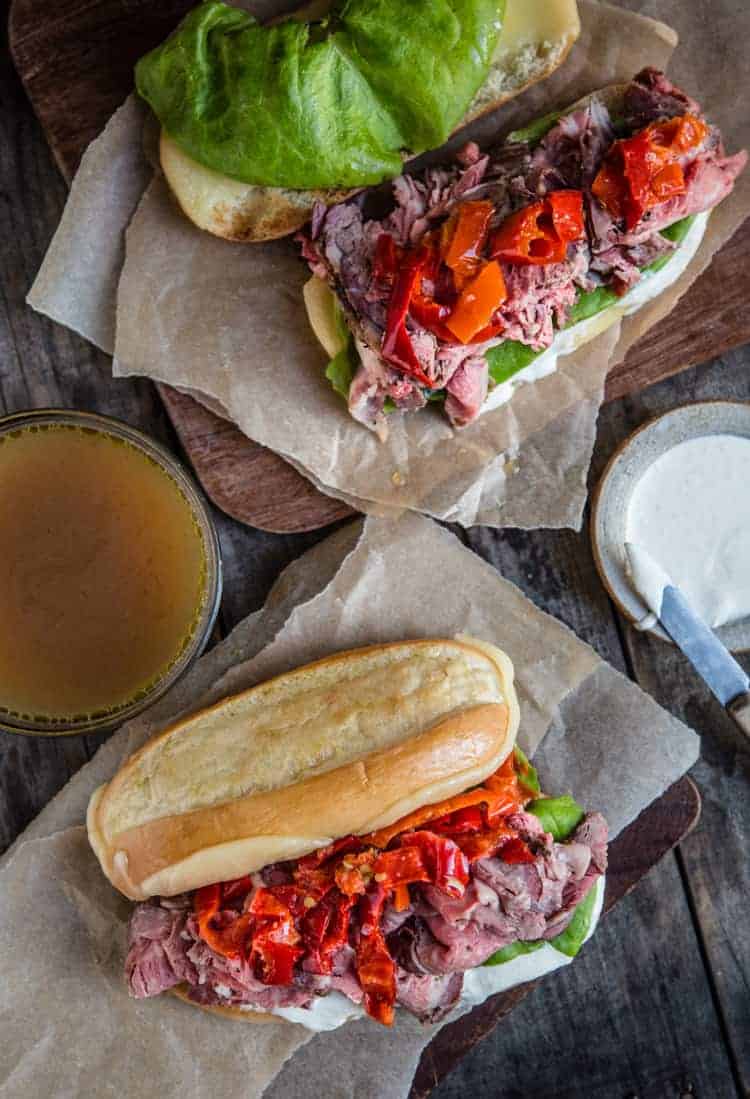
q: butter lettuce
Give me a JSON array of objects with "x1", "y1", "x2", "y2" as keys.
[
  {"x1": 484, "y1": 793, "x2": 600, "y2": 965},
  {"x1": 136, "y1": 0, "x2": 505, "y2": 190}
]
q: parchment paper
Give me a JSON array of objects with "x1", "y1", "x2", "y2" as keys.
[
  {"x1": 0, "y1": 514, "x2": 699, "y2": 1098},
  {"x1": 26, "y1": 0, "x2": 750, "y2": 529}
]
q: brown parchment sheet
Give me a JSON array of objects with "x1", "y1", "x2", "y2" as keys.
[
  {"x1": 26, "y1": 0, "x2": 750, "y2": 529},
  {"x1": 0, "y1": 514, "x2": 699, "y2": 1098}
]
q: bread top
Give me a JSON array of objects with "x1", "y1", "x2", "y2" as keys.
[
  {"x1": 87, "y1": 637, "x2": 520, "y2": 900},
  {"x1": 159, "y1": 0, "x2": 580, "y2": 241}
]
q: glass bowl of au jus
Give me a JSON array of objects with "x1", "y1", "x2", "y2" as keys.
[{"x1": 0, "y1": 409, "x2": 222, "y2": 735}]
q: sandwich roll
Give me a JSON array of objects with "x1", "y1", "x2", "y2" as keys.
[
  {"x1": 143, "y1": 0, "x2": 581, "y2": 241},
  {"x1": 301, "y1": 71, "x2": 746, "y2": 437},
  {"x1": 88, "y1": 637, "x2": 519, "y2": 901}
]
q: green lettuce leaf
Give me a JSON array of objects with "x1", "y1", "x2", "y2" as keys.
[
  {"x1": 325, "y1": 343, "x2": 357, "y2": 398},
  {"x1": 484, "y1": 938, "x2": 545, "y2": 965},
  {"x1": 548, "y1": 880, "x2": 599, "y2": 957},
  {"x1": 527, "y1": 795, "x2": 585, "y2": 841},
  {"x1": 136, "y1": 0, "x2": 505, "y2": 190},
  {"x1": 567, "y1": 214, "x2": 696, "y2": 326},
  {"x1": 486, "y1": 214, "x2": 696, "y2": 385},
  {"x1": 513, "y1": 745, "x2": 540, "y2": 796}
]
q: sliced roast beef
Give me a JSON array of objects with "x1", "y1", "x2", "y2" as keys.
[
  {"x1": 444, "y1": 356, "x2": 489, "y2": 427},
  {"x1": 395, "y1": 968, "x2": 464, "y2": 1023},
  {"x1": 497, "y1": 260, "x2": 580, "y2": 349},
  {"x1": 623, "y1": 147, "x2": 747, "y2": 244},
  {"x1": 624, "y1": 67, "x2": 700, "y2": 129},
  {"x1": 126, "y1": 905, "x2": 197, "y2": 998},
  {"x1": 528, "y1": 99, "x2": 615, "y2": 194},
  {"x1": 393, "y1": 811, "x2": 608, "y2": 978}
]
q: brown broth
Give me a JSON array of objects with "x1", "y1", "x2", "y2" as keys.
[{"x1": 0, "y1": 424, "x2": 208, "y2": 721}]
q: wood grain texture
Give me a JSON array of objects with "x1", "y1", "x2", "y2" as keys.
[
  {"x1": 9, "y1": 0, "x2": 750, "y2": 533},
  {"x1": 412, "y1": 778, "x2": 714, "y2": 1099},
  {"x1": 428, "y1": 481, "x2": 745, "y2": 1099},
  {"x1": 592, "y1": 349, "x2": 750, "y2": 1096},
  {"x1": 158, "y1": 386, "x2": 353, "y2": 533},
  {"x1": 2, "y1": 2, "x2": 749, "y2": 1094}
]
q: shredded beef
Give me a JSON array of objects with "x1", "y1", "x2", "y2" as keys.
[
  {"x1": 125, "y1": 811, "x2": 608, "y2": 1025},
  {"x1": 299, "y1": 71, "x2": 744, "y2": 435}
]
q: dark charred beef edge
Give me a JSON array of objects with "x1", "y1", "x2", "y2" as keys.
[
  {"x1": 298, "y1": 68, "x2": 745, "y2": 434},
  {"x1": 125, "y1": 810, "x2": 608, "y2": 1025}
]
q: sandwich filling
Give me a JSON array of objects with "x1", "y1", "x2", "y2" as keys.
[
  {"x1": 299, "y1": 68, "x2": 746, "y2": 437},
  {"x1": 126, "y1": 749, "x2": 608, "y2": 1026}
]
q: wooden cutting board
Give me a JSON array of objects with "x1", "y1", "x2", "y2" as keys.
[{"x1": 10, "y1": 0, "x2": 750, "y2": 532}]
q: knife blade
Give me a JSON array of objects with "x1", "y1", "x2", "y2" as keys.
[{"x1": 625, "y1": 541, "x2": 750, "y2": 744}]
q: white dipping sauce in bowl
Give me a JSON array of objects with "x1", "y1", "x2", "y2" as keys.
[{"x1": 625, "y1": 434, "x2": 750, "y2": 629}]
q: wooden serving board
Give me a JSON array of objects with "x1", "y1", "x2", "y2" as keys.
[
  {"x1": 410, "y1": 774, "x2": 701, "y2": 1098},
  {"x1": 10, "y1": 0, "x2": 750, "y2": 533}
]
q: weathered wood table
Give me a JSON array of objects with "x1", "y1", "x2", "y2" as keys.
[{"x1": 1, "y1": 8, "x2": 748, "y2": 1096}]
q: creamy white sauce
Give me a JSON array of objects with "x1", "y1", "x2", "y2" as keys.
[
  {"x1": 253, "y1": 876, "x2": 605, "y2": 1032},
  {"x1": 482, "y1": 211, "x2": 709, "y2": 415},
  {"x1": 625, "y1": 432, "x2": 750, "y2": 628}
]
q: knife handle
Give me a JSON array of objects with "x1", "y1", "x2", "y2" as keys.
[{"x1": 728, "y1": 692, "x2": 750, "y2": 746}]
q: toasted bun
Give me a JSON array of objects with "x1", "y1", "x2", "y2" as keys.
[
  {"x1": 88, "y1": 637, "x2": 519, "y2": 900},
  {"x1": 170, "y1": 985, "x2": 277, "y2": 1023},
  {"x1": 160, "y1": 0, "x2": 580, "y2": 241}
]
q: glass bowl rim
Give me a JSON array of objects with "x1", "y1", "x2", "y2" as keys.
[{"x1": 0, "y1": 408, "x2": 222, "y2": 737}]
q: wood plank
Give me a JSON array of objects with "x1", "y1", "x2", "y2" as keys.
[
  {"x1": 433, "y1": 502, "x2": 740, "y2": 1098},
  {"x1": 0, "y1": 7, "x2": 183, "y2": 849},
  {"x1": 413, "y1": 778, "x2": 740, "y2": 1099},
  {"x1": 159, "y1": 386, "x2": 353, "y2": 533},
  {"x1": 9, "y1": 0, "x2": 750, "y2": 533},
  {"x1": 593, "y1": 350, "x2": 750, "y2": 1095}
]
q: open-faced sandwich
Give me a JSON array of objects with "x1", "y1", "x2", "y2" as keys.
[
  {"x1": 300, "y1": 69, "x2": 746, "y2": 437},
  {"x1": 87, "y1": 638, "x2": 608, "y2": 1029},
  {"x1": 135, "y1": 0, "x2": 581, "y2": 241}
]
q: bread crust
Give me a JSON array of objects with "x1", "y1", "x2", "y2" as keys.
[
  {"x1": 170, "y1": 985, "x2": 278, "y2": 1024},
  {"x1": 88, "y1": 638, "x2": 519, "y2": 900},
  {"x1": 159, "y1": 0, "x2": 581, "y2": 241}
]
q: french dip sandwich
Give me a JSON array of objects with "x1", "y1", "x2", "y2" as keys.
[
  {"x1": 136, "y1": 0, "x2": 581, "y2": 241},
  {"x1": 88, "y1": 638, "x2": 608, "y2": 1028},
  {"x1": 300, "y1": 69, "x2": 746, "y2": 436}
]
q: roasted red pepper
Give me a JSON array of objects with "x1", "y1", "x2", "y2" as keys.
[
  {"x1": 592, "y1": 113, "x2": 707, "y2": 230},
  {"x1": 445, "y1": 260, "x2": 507, "y2": 344},
  {"x1": 372, "y1": 232, "x2": 401, "y2": 285},
  {"x1": 381, "y1": 247, "x2": 433, "y2": 386},
  {"x1": 302, "y1": 890, "x2": 353, "y2": 974},
  {"x1": 442, "y1": 200, "x2": 494, "y2": 288},
  {"x1": 246, "y1": 888, "x2": 304, "y2": 985},
  {"x1": 355, "y1": 885, "x2": 396, "y2": 1026},
  {"x1": 393, "y1": 831, "x2": 470, "y2": 897},
  {"x1": 489, "y1": 190, "x2": 585, "y2": 266},
  {"x1": 194, "y1": 883, "x2": 254, "y2": 960}
]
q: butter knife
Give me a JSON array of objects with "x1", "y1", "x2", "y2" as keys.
[{"x1": 625, "y1": 541, "x2": 750, "y2": 744}]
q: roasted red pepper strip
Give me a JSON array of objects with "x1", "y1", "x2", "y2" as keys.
[
  {"x1": 302, "y1": 890, "x2": 353, "y2": 974},
  {"x1": 592, "y1": 113, "x2": 707, "y2": 230},
  {"x1": 372, "y1": 232, "x2": 401, "y2": 285},
  {"x1": 194, "y1": 883, "x2": 254, "y2": 960},
  {"x1": 393, "y1": 831, "x2": 470, "y2": 896},
  {"x1": 247, "y1": 888, "x2": 304, "y2": 985},
  {"x1": 490, "y1": 191, "x2": 584, "y2": 266},
  {"x1": 445, "y1": 260, "x2": 507, "y2": 344},
  {"x1": 442, "y1": 200, "x2": 494, "y2": 288},
  {"x1": 408, "y1": 293, "x2": 456, "y2": 342},
  {"x1": 355, "y1": 885, "x2": 396, "y2": 1026},
  {"x1": 381, "y1": 247, "x2": 433, "y2": 385}
]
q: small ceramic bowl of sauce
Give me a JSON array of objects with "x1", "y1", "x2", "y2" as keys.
[
  {"x1": 591, "y1": 400, "x2": 750, "y2": 652},
  {"x1": 0, "y1": 409, "x2": 222, "y2": 735}
]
